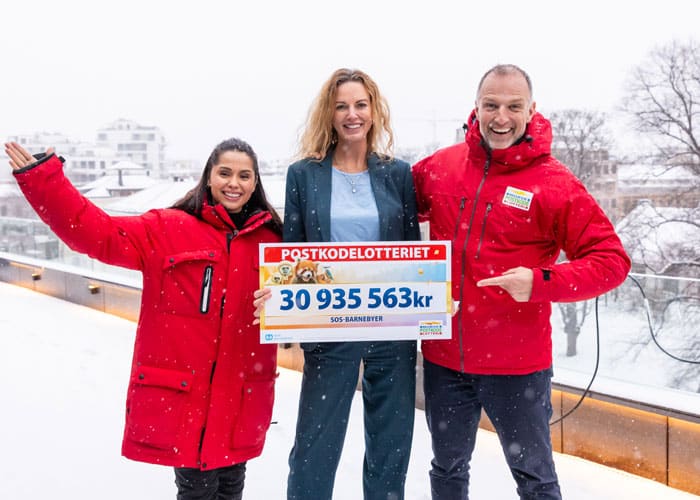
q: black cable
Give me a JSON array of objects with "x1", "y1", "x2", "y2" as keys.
[
  {"x1": 550, "y1": 273, "x2": 699, "y2": 426},
  {"x1": 627, "y1": 274, "x2": 700, "y2": 365},
  {"x1": 550, "y1": 296, "x2": 600, "y2": 426}
]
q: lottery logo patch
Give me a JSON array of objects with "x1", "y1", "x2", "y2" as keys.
[{"x1": 502, "y1": 186, "x2": 534, "y2": 211}]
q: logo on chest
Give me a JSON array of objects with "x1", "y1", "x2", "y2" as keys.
[{"x1": 502, "y1": 186, "x2": 534, "y2": 211}]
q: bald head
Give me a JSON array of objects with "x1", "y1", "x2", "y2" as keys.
[{"x1": 476, "y1": 64, "x2": 533, "y2": 102}]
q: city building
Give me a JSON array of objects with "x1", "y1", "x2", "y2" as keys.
[
  {"x1": 96, "y1": 118, "x2": 168, "y2": 179},
  {"x1": 617, "y1": 163, "x2": 700, "y2": 216},
  {"x1": 6, "y1": 132, "x2": 120, "y2": 184}
]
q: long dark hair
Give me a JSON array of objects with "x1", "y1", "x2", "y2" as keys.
[{"x1": 171, "y1": 138, "x2": 282, "y2": 234}]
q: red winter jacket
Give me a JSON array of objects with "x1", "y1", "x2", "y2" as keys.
[
  {"x1": 412, "y1": 111, "x2": 630, "y2": 375},
  {"x1": 14, "y1": 154, "x2": 281, "y2": 470}
]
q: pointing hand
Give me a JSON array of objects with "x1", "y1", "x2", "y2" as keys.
[{"x1": 476, "y1": 266, "x2": 533, "y2": 302}]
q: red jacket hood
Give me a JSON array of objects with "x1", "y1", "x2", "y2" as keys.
[{"x1": 463, "y1": 109, "x2": 552, "y2": 172}]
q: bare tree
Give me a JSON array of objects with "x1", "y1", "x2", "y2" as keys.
[
  {"x1": 549, "y1": 109, "x2": 612, "y2": 356},
  {"x1": 620, "y1": 38, "x2": 700, "y2": 173},
  {"x1": 557, "y1": 301, "x2": 591, "y2": 356},
  {"x1": 613, "y1": 39, "x2": 700, "y2": 390},
  {"x1": 550, "y1": 109, "x2": 613, "y2": 185},
  {"x1": 617, "y1": 39, "x2": 700, "y2": 277}
]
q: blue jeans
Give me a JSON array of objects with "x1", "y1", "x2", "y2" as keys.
[
  {"x1": 174, "y1": 463, "x2": 246, "y2": 500},
  {"x1": 287, "y1": 340, "x2": 417, "y2": 500},
  {"x1": 423, "y1": 359, "x2": 561, "y2": 500}
]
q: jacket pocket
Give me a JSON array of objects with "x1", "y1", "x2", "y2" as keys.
[
  {"x1": 230, "y1": 377, "x2": 276, "y2": 449},
  {"x1": 125, "y1": 365, "x2": 193, "y2": 450},
  {"x1": 159, "y1": 250, "x2": 221, "y2": 317}
]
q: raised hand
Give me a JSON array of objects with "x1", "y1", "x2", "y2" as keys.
[{"x1": 4, "y1": 142, "x2": 54, "y2": 170}]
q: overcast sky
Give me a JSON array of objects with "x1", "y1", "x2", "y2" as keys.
[{"x1": 2, "y1": 0, "x2": 698, "y2": 164}]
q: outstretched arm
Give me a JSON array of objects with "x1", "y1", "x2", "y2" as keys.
[{"x1": 7, "y1": 141, "x2": 148, "y2": 271}]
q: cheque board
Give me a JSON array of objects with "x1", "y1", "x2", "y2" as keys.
[{"x1": 258, "y1": 241, "x2": 452, "y2": 343}]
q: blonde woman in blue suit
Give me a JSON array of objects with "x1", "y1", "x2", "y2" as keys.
[{"x1": 284, "y1": 68, "x2": 420, "y2": 500}]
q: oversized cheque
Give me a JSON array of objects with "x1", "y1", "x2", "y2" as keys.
[{"x1": 258, "y1": 241, "x2": 452, "y2": 343}]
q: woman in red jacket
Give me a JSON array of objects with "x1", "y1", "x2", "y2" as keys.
[{"x1": 5, "y1": 138, "x2": 282, "y2": 500}]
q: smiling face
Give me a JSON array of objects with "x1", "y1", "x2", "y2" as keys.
[
  {"x1": 475, "y1": 70, "x2": 536, "y2": 150},
  {"x1": 332, "y1": 81, "x2": 373, "y2": 147},
  {"x1": 208, "y1": 150, "x2": 257, "y2": 213}
]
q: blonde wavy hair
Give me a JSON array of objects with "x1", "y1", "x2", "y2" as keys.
[{"x1": 295, "y1": 68, "x2": 394, "y2": 160}]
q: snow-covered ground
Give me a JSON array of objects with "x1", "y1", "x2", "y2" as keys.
[{"x1": 2, "y1": 281, "x2": 698, "y2": 499}]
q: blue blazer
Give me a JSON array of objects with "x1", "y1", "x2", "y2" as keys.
[{"x1": 283, "y1": 150, "x2": 420, "y2": 243}]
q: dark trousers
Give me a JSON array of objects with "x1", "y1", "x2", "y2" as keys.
[
  {"x1": 174, "y1": 463, "x2": 246, "y2": 500},
  {"x1": 423, "y1": 359, "x2": 562, "y2": 500},
  {"x1": 287, "y1": 340, "x2": 417, "y2": 500}
]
